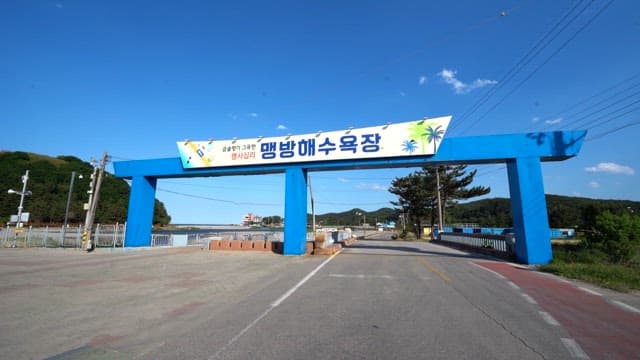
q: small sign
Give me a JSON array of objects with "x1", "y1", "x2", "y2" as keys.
[{"x1": 9, "y1": 213, "x2": 29, "y2": 224}]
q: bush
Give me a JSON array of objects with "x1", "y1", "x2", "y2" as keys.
[
  {"x1": 399, "y1": 231, "x2": 417, "y2": 241},
  {"x1": 586, "y1": 211, "x2": 640, "y2": 264}
]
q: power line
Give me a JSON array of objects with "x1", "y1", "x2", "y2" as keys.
[
  {"x1": 586, "y1": 120, "x2": 640, "y2": 142},
  {"x1": 316, "y1": 200, "x2": 393, "y2": 206},
  {"x1": 560, "y1": 89, "x2": 640, "y2": 130},
  {"x1": 451, "y1": 0, "x2": 593, "y2": 133},
  {"x1": 577, "y1": 100, "x2": 640, "y2": 130},
  {"x1": 157, "y1": 188, "x2": 283, "y2": 207},
  {"x1": 531, "y1": 73, "x2": 640, "y2": 131},
  {"x1": 460, "y1": 0, "x2": 615, "y2": 135},
  {"x1": 265, "y1": 3, "x2": 526, "y2": 118}
]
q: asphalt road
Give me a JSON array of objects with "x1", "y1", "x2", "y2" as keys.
[{"x1": 1, "y1": 235, "x2": 638, "y2": 359}]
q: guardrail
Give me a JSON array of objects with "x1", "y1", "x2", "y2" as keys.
[
  {"x1": 1, "y1": 224, "x2": 125, "y2": 248},
  {"x1": 438, "y1": 232, "x2": 515, "y2": 255}
]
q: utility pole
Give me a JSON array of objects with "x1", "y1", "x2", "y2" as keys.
[
  {"x1": 8, "y1": 170, "x2": 31, "y2": 248},
  {"x1": 436, "y1": 166, "x2": 444, "y2": 233},
  {"x1": 308, "y1": 175, "x2": 315, "y2": 239},
  {"x1": 83, "y1": 152, "x2": 109, "y2": 251},
  {"x1": 62, "y1": 171, "x2": 82, "y2": 245}
]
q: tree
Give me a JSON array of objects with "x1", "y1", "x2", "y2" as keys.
[
  {"x1": 436, "y1": 165, "x2": 491, "y2": 226},
  {"x1": 389, "y1": 166, "x2": 490, "y2": 237},
  {"x1": 586, "y1": 211, "x2": 640, "y2": 264},
  {"x1": 0, "y1": 151, "x2": 172, "y2": 226},
  {"x1": 389, "y1": 170, "x2": 437, "y2": 237},
  {"x1": 263, "y1": 215, "x2": 283, "y2": 226}
]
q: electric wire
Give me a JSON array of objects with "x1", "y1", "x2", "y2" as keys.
[
  {"x1": 451, "y1": 0, "x2": 592, "y2": 133},
  {"x1": 585, "y1": 120, "x2": 640, "y2": 142},
  {"x1": 460, "y1": 0, "x2": 615, "y2": 135},
  {"x1": 157, "y1": 188, "x2": 282, "y2": 207},
  {"x1": 531, "y1": 74, "x2": 640, "y2": 132}
]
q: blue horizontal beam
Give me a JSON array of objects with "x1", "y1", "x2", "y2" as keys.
[{"x1": 114, "y1": 130, "x2": 586, "y2": 179}]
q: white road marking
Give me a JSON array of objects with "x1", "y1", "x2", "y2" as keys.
[
  {"x1": 536, "y1": 271, "x2": 572, "y2": 283},
  {"x1": 507, "y1": 281, "x2": 520, "y2": 290},
  {"x1": 610, "y1": 300, "x2": 640, "y2": 314},
  {"x1": 578, "y1": 287, "x2": 602, "y2": 296},
  {"x1": 539, "y1": 311, "x2": 560, "y2": 326},
  {"x1": 521, "y1": 293, "x2": 537, "y2": 305},
  {"x1": 469, "y1": 261, "x2": 506, "y2": 279},
  {"x1": 210, "y1": 251, "x2": 340, "y2": 359},
  {"x1": 561, "y1": 338, "x2": 590, "y2": 359},
  {"x1": 328, "y1": 274, "x2": 393, "y2": 279},
  {"x1": 272, "y1": 252, "x2": 341, "y2": 307}
]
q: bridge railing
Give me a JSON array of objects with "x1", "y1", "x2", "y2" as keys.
[{"x1": 438, "y1": 232, "x2": 515, "y2": 255}]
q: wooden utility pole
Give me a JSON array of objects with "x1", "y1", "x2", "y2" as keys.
[
  {"x1": 436, "y1": 166, "x2": 444, "y2": 233},
  {"x1": 82, "y1": 151, "x2": 109, "y2": 251}
]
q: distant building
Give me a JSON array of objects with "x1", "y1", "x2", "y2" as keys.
[{"x1": 242, "y1": 213, "x2": 262, "y2": 226}]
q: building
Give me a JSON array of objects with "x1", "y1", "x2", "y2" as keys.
[{"x1": 242, "y1": 213, "x2": 262, "y2": 226}]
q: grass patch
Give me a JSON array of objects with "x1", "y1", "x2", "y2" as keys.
[{"x1": 540, "y1": 245, "x2": 640, "y2": 292}]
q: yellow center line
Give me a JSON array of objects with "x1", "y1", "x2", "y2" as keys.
[{"x1": 417, "y1": 257, "x2": 451, "y2": 283}]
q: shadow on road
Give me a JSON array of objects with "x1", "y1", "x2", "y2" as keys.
[{"x1": 344, "y1": 240, "x2": 498, "y2": 261}]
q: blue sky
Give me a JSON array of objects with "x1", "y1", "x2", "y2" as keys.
[{"x1": 1, "y1": 0, "x2": 639, "y2": 224}]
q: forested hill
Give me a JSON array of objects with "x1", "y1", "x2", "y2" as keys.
[
  {"x1": 443, "y1": 195, "x2": 639, "y2": 228},
  {"x1": 315, "y1": 196, "x2": 639, "y2": 228},
  {"x1": 0, "y1": 151, "x2": 171, "y2": 225}
]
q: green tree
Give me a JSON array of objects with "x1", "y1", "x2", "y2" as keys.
[
  {"x1": 389, "y1": 170, "x2": 438, "y2": 237},
  {"x1": 389, "y1": 166, "x2": 490, "y2": 237},
  {"x1": 436, "y1": 165, "x2": 491, "y2": 226},
  {"x1": 0, "y1": 151, "x2": 171, "y2": 226},
  {"x1": 263, "y1": 215, "x2": 283, "y2": 226},
  {"x1": 586, "y1": 211, "x2": 640, "y2": 264}
]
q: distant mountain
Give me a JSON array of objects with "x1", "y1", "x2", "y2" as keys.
[
  {"x1": 311, "y1": 207, "x2": 398, "y2": 227},
  {"x1": 448, "y1": 195, "x2": 639, "y2": 228},
  {"x1": 0, "y1": 151, "x2": 171, "y2": 226},
  {"x1": 313, "y1": 195, "x2": 639, "y2": 228}
]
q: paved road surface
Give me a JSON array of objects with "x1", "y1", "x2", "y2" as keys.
[{"x1": 0, "y1": 235, "x2": 638, "y2": 359}]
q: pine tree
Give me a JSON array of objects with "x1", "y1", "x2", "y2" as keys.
[{"x1": 389, "y1": 165, "x2": 490, "y2": 237}]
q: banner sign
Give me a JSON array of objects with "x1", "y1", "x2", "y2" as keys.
[{"x1": 177, "y1": 115, "x2": 451, "y2": 169}]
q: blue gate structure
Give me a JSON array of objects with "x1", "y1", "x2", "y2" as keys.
[{"x1": 113, "y1": 130, "x2": 586, "y2": 265}]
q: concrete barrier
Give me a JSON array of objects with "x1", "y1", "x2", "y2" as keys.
[
  {"x1": 230, "y1": 240, "x2": 242, "y2": 250},
  {"x1": 207, "y1": 240, "x2": 317, "y2": 255},
  {"x1": 241, "y1": 240, "x2": 252, "y2": 251},
  {"x1": 252, "y1": 240, "x2": 266, "y2": 251}
]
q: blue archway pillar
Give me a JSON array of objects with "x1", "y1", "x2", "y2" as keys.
[
  {"x1": 507, "y1": 156, "x2": 552, "y2": 264},
  {"x1": 124, "y1": 176, "x2": 157, "y2": 247},
  {"x1": 284, "y1": 167, "x2": 308, "y2": 255}
]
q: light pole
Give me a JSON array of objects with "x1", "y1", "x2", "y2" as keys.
[
  {"x1": 61, "y1": 171, "x2": 83, "y2": 246},
  {"x1": 7, "y1": 170, "x2": 32, "y2": 248}
]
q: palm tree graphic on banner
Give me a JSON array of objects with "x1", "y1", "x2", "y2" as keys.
[
  {"x1": 403, "y1": 120, "x2": 444, "y2": 154},
  {"x1": 425, "y1": 125, "x2": 444, "y2": 153}
]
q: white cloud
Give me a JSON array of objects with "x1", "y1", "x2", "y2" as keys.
[
  {"x1": 531, "y1": 117, "x2": 540, "y2": 123},
  {"x1": 337, "y1": 177, "x2": 349, "y2": 183},
  {"x1": 276, "y1": 124, "x2": 288, "y2": 130},
  {"x1": 545, "y1": 117, "x2": 563, "y2": 125},
  {"x1": 437, "y1": 68, "x2": 497, "y2": 94},
  {"x1": 248, "y1": 112, "x2": 258, "y2": 118},
  {"x1": 419, "y1": 76, "x2": 428, "y2": 86},
  {"x1": 357, "y1": 182, "x2": 388, "y2": 191},
  {"x1": 585, "y1": 162, "x2": 635, "y2": 175},
  {"x1": 589, "y1": 181, "x2": 600, "y2": 188}
]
